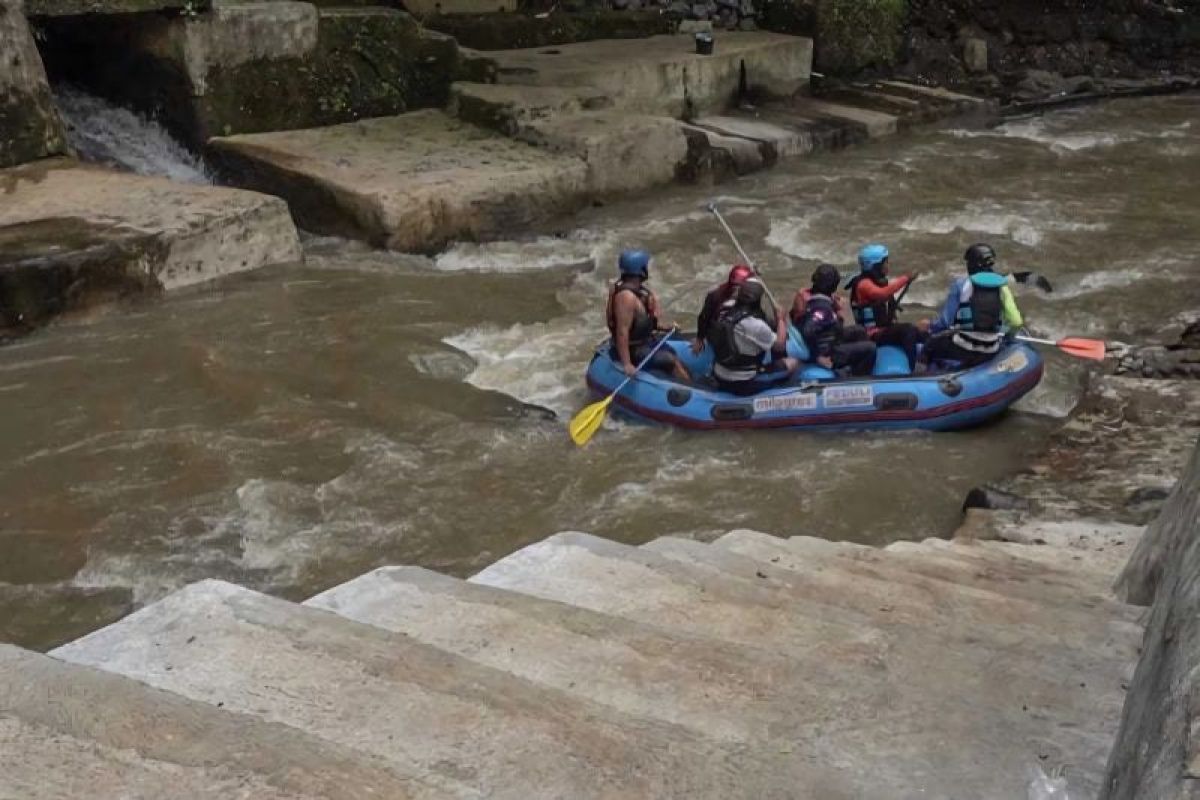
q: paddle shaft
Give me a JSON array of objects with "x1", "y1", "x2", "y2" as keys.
[
  {"x1": 1016, "y1": 335, "x2": 1057, "y2": 346},
  {"x1": 707, "y1": 203, "x2": 802, "y2": 350}
]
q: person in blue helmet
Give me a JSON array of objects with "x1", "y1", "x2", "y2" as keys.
[
  {"x1": 845, "y1": 243, "x2": 925, "y2": 370},
  {"x1": 923, "y1": 243, "x2": 1025, "y2": 367},
  {"x1": 605, "y1": 249, "x2": 691, "y2": 383}
]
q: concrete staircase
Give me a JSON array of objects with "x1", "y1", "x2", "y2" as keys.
[{"x1": 0, "y1": 521, "x2": 1143, "y2": 798}]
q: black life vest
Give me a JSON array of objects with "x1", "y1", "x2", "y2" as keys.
[
  {"x1": 954, "y1": 273, "x2": 1006, "y2": 333},
  {"x1": 606, "y1": 280, "x2": 657, "y2": 346},
  {"x1": 799, "y1": 294, "x2": 840, "y2": 356},
  {"x1": 847, "y1": 274, "x2": 897, "y2": 328},
  {"x1": 708, "y1": 307, "x2": 766, "y2": 373}
]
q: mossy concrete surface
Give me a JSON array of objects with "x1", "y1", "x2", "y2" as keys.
[
  {"x1": 0, "y1": 0, "x2": 67, "y2": 168},
  {"x1": 38, "y1": 4, "x2": 460, "y2": 149},
  {"x1": 425, "y1": 10, "x2": 673, "y2": 51},
  {"x1": 815, "y1": 0, "x2": 906, "y2": 76}
]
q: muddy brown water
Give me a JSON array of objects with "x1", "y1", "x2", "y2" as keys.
[{"x1": 3, "y1": 96, "x2": 1199, "y2": 649}]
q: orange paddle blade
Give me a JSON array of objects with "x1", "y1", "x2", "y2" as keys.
[{"x1": 1056, "y1": 337, "x2": 1106, "y2": 361}]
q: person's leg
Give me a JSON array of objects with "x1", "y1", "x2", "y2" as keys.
[
  {"x1": 925, "y1": 331, "x2": 989, "y2": 368},
  {"x1": 636, "y1": 340, "x2": 691, "y2": 383},
  {"x1": 875, "y1": 324, "x2": 919, "y2": 369},
  {"x1": 834, "y1": 341, "x2": 877, "y2": 376}
]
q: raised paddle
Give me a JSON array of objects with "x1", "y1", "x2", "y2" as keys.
[
  {"x1": 1016, "y1": 335, "x2": 1106, "y2": 362},
  {"x1": 569, "y1": 330, "x2": 677, "y2": 447},
  {"x1": 1012, "y1": 271, "x2": 1054, "y2": 293},
  {"x1": 706, "y1": 202, "x2": 805, "y2": 352}
]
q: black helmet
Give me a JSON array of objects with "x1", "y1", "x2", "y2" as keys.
[
  {"x1": 964, "y1": 243, "x2": 997, "y2": 274},
  {"x1": 812, "y1": 263, "x2": 841, "y2": 296},
  {"x1": 737, "y1": 278, "x2": 765, "y2": 307}
]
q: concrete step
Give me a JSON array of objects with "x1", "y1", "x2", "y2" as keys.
[
  {"x1": 486, "y1": 31, "x2": 812, "y2": 117},
  {"x1": 0, "y1": 644, "x2": 452, "y2": 800},
  {"x1": 307, "y1": 565, "x2": 866, "y2": 743},
  {"x1": 648, "y1": 534, "x2": 1140, "y2": 683},
  {"x1": 719, "y1": 529, "x2": 1142, "y2": 624},
  {"x1": 208, "y1": 110, "x2": 589, "y2": 252},
  {"x1": 450, "y1": 81, "x2": 614, "y2": 135},
  {"x1": 52, "y1": 580, "x2": 820, "y2": 799},
  {"x1": 472, "y1": 532, "x2": 1126, "y2": 798},
  {"x1": 789, "y1": 96, "x2": 899, "y2": 138},
  {"x1": 782, "y1": 533, "x2": 1128, "y2": 610},
  {"x1": 514, "y1": 110, "x2": 689, "y2": 195},
  {"x1": 888, "y1": 538, "x2": 1125, "y2": 601}
]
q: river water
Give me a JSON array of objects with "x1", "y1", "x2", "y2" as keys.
[{"x1": 4, "y1": 96, "x2": 1198, "y2": 649}]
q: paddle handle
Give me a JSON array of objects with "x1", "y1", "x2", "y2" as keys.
[
  {"x1": 708, "y1": 203, "x2": 805, "y2": 353},
  {"x1": 611, "y1": 328, "x2": 677, "y2": 397}
]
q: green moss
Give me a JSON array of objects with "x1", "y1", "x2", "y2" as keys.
[
  {"x1": 193, "y1": 12, "x2": 459, "y2": 145},
  {"x1": 815, "y1": 0, "x2": 907, "y2": 76},
  {"x1": 758, "y1": 0, "x2": 817, "y2": 38},
  {"x1": 0, "y1": 88, "x2": 67, "y2": 169}
]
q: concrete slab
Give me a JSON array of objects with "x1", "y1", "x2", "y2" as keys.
[
  {"x1": 0, "y1": 644, "x2": 453, "y2": 799},
  {"x1": 876, "y1": 79, "x2": 990, "y2": 106},
  {"x1": 208, "y1": 110, "x2": 589, "y2": 251},
  {"x1": 518, "y1": 111, "x2": 689, "y2": 195},
  {"x1": 790, "y1": 96, "x2": 898, "y2": 138},
  {"x1": 451, "y1": 81, "x2": 614, "y2": 135},
  {"x1": 472, "y1": 532, "x2": 1130, "y2": 798},
  {"x1": 54, "y1": 580, "x2": 825, "y2": 798},
  {"x1": 307, "y1": 565, "x2": 863, "y2": 743},
  {"x1": 692, "y1": 114, "x2": 813, "y2": 158},
  {"x1": 680, "y1": 123, "x2": 767, "y2": 176},
  {"x1": 489, "y1": 31, "x2": 812, "y2": 117},
  {"x1": 694, "y1": 531, "x2": 1142, "y2": 656},
  {"x1": 0, "y1": 159, "x2": 300, "y2": 333}
]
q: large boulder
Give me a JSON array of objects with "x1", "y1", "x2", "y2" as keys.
[{"x1": 0, "y1": 0, "x2": 67, "y2": 168}]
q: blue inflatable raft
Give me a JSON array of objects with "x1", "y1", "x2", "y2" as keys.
[{"x1": 585, "y1": 334, "x2": 1044, "y2": 432}]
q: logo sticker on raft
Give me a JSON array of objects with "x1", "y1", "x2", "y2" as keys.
[
  {"x1": 993, "y1": 351, "x2": 1029, "y2": 374},
  {"x1": 753, "y1": 393, "x2": 819, "y2": 414},
  {"x1": 822, "y1": 385, "x2": 875, "y2": 408}
]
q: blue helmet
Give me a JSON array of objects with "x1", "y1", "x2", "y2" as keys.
[
  {"x1": 618, "y1": 249, "x2": 651, "y2": 278},
  {"x1": 857, "y1": 244, "x2": 889, "y2": 273}
]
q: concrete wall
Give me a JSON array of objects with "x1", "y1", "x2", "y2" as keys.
[
  {"x1": 0, "y1": 0, "x2": 67, "y2": 168},
  {"x1": 1103, "y1": 438, "x2": 1200, "y2": 799},
  {"x1": 38, "y1": 3, "x2": 460, "y2": 149}
]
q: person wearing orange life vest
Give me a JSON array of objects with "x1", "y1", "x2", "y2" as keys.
[
  {"x1": 692, "y1": 263, "x2": 755, "y2": 354},
  {"x1": 845, "y1": 244, "x2": 926, "y2": 370},
  {"x1": 606, "y1": 249, "x2": 691, "y2": 383}
]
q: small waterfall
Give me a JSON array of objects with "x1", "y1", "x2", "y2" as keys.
[{"x1": 54, "y1": 86, "x2": 212, "y2": 185}]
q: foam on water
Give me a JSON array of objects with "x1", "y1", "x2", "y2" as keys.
[
  {"x1": 435, "y1": 237, "x2": 599, "y2": 273},
  {"x1": 942, "y1": 116, "x2": 1129, "y2": 153},
  {"x1": 55, "y1": 86, "x2": 211, "y2": 184},
  {"x1": 445, "y1": 321, "x2": 596, "y2": 415},
  {"x1": 899, "y1": 201, "x2": 1107, "y2": 247}
]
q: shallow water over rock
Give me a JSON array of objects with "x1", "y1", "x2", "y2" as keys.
[{"x1": 2, "y1": 96, "x2": 1198, "y2": 649}]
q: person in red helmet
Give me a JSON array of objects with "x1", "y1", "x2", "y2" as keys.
[{"x1": 692, "y1": 264, "x2": 756, "y2": 354}]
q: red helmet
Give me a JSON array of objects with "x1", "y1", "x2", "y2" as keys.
[{"x1": 728, "y1": 264, "x2": 754, "y2": 285}]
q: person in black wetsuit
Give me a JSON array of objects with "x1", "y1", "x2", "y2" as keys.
[{"x1": 799, "y1": 264, "x2": 877, "y2": 376}]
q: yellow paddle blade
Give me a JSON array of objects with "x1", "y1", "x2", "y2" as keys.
[{"x1": 569, "y1": 396, "x2": 614, "y2": 447}]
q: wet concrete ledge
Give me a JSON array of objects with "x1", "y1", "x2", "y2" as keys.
[
  {"x1": 0, "y1": 159, "x2": 302, "y2": 336},
  {"x1": 207, "y1": 30, "x2": 996, "y2": 254}
]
